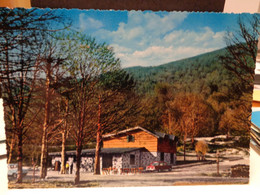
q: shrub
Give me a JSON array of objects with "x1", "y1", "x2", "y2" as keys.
[
  {"x1": 234, "y1": 136, "x2": 250, "y2": 148},
  {"x1": 177, "y1": 145, "x2": 184, "y2": 152},
  {"x1": 195, "y1": 140, "x2": 208, "y2": 160}
]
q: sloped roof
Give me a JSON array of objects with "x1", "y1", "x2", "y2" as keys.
[
  {"x1": 49, "y1": 147, "x2": 145, "y2": 156},
  {"x1": 103, "y1": 126, "x2": 176, "y2": 141}
]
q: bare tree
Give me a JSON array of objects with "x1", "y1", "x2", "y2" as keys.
[
  {"x1": 0, "y1": 8, "x2": 64, "y2": 183},
  {"x1": 220, "y1": 15, "x2": 259, "y2": 90},
  {"x1": 37, "y1": 38, "x2": 68, "y2": 179},
  {"x1": 63, "y1": 32, "x2": 121, "y2": 184},
  {"x1": 219, "y1": 15, "x2": 259, "y2": 139}
]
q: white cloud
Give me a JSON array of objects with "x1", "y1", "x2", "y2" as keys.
[
  {"x1": 116, "y1": 27, "x2": 225, "y2": 67},
  {"x1": 133, "y1": 46, "x2": 173, "y2": 59},
  {"x1": 86, "y1": 12, "x2": 226, "y2": 68},
  {"x1": 79, "y1": 13, "x2": 104, "y2": 31}
]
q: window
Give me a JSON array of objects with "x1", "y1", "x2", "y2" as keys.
[
  {"x1": 160, "y1": 152, "x2": 164, "y2": 161},
  {"x1": 127, "y1": 135, "x2": 135, "y2": 142},
  {"x1": 170, "y1": 153, "x2": 174, "y2": 164},
  {"x1": 130, "y1": 154, "x2": 135, "y2": 165}
]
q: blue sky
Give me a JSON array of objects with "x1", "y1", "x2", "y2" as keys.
[
  {"x1": 55, "y1": 10, "x2": 250, "y2": 68},
  {"x1": 252, "y1": 111, "x2": 260, "y2": 127}
]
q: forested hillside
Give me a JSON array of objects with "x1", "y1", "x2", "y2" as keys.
[
  {"x1": 125, "y1": 48, "x2": 229, "y2": 96},
  {"x1": 125, "y1": 47, "x2": 253, "y2": 142}
]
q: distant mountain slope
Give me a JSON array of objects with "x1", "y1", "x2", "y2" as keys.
[{"x1": 124, "y1": 47, "x2": 229, "y2": 95}]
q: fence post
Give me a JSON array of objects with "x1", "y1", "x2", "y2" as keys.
[{"x1": 216, "y1": 150, "x2": 220, "y2": 176}]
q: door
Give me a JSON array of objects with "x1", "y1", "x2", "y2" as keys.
[{"x1": 102, "y1": 154, "x2": 113, "y2": 168}]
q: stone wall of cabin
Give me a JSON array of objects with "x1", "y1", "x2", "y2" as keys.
[
  {"x1": 50, "y1": 150, "x2": 176, "y2": 173},
  {"x1": 140, "y1": 152, "x2": 159, "y2": 167},
  {"x1": 81, "y1": 156, "x2": 94, "y2": 172},
  {"x1": 112, "y1": 155, "x2": 123, "y2": 169},
  {"x1": 122, "y1": 150, "x2": 141, "y2": 169},
  {"x1": 140, "y1": 152, "x2": 176, "y2": 167},
  {"x1": 164, "y1": 153, "x2": 171, "y2": 165}
]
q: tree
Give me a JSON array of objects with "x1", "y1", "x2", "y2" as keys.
[
  {"x1": 219, "y1": 99, "x2": 251, "y2": 139},
  {"x1": 54, "y1": 77, "x2": 74, "y2": 175},
  {"x1": 93, "y1": 70, "x2": 137, "y2": 174},
  {"x1": 63, "y1": 32, "x2": 121, "y2": 184},
  {"x1": 135, "y1": 95, "x2": 162, "y2": 131},
  {"x1": 37, "y1": 36, "x2": 69, "y2": 179},
  {"x1": 220, "y1": 15, "x2": 259, "y2": 92},
  {"x1": 195, "y1": 140, "x2": 208, "y2": 161},
  {"x1": 169, "y1": 93, "x2": 215, "y2": 161},
  {"x1": 58, "y1": 97, "x2": 70, "y2": 175},
  {"x1": 218, "y1": 16, "x2": 259, "y2": 140},
  {"x1": 0, "y1": 8, "x2": 62, "y2": 183},
  {"x1": 154, "y1": 83, "x2": 175, "y2": 134}
]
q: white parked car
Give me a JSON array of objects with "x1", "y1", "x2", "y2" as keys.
[{"x1": 8, "y1": 163, "x2": 28, "y2": 178}]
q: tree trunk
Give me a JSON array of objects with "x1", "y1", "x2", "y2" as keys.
[
  {"x1": 40, "y1": 131, "x2": 48, "y2": 178},
  {"x1": 226, "y1": 129, "x2": 230, "y2": 139},
  {"x1": 94, "y1": 130, "x2": 101, "y2": 175},
  {"x1": 94, "y1": 97, "x2": 102, "y2": 175},
  {"x1": 40, "y1": 69, "x2": 51, "y2": 179},
  {"x1": 183, "y1": 133, "x2": 187, "y2": 162},
  {"x1": 191, "y1": 136, "x2": 195, "y2": 149},
  {"x1": 16, "y1": 131, "x2": 23, "y2": 183},
  {"x1": 8, "y1": 105, "x2": 17, "y2": 164},
  {"x1": 183, "y1": 139, "x2": 186, "y2": 162},
  {"x1": 60, "y1": 131, "x2": 66, "y2": 174},
  {"x1": 74, "y1": 82, "x2": 86, "y2": 184},
  {"x1": 7, "y1": 134, "x2": 16, "y2": 164},
  {"x1": 168, "y1": 111, "x2": 172, "y2": 134},
  {"x1": 74, "y1": 144, "x2": 82, "y2": 184},
  {"x1": 60, "y1": 100, "x2": 69, "y2": 174}
]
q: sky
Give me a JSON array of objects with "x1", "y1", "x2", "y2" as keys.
[
  {"x1": 56, "y1": 9, "x2": 250, "y2": 68},
  {"x1": 252, "y1": 111, "x2": 260, "y2": 127}
]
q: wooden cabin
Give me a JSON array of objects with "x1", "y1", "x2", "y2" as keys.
[
  {"x1": 99, "y1": 126, "x2": 178, "y2": 170},
  {"x1": 49, "y1": 126, "x2": 177, "y2": 173}
]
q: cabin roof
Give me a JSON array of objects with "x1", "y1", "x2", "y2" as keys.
[
  {"x1": 102, "y1": 126, "x2": 176, "y2": 141},
  {"x1": 49, "y1": 147, "x2": 145, "y2": 156}
]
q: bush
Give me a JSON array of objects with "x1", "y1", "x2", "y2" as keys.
[
  {"x1": 234, "y1": 136, "x2": 250, "y2": 148},
  {"x1": 177, "y1": 145, "x2": 184, "y2": 152},
  {"x1": 195, "y1": 140, "x2": 208, "y2": 160}
]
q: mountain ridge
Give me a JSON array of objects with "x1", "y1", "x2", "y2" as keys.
[{"x1": 123, "y1": 47, "x2": 229, "y2": 95}]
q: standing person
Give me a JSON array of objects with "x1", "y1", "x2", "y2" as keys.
[
  {"x1": 66, "y1": 162, "x2": 69, "y2": 174},
  {"x1": 70, "y1": 163, "x2": 73, "y2": 174}
]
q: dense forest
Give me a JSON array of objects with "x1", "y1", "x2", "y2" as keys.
[
  {"x1": 126, "y1": 48, "x2": 228, "y2": 95},
  {"x1": 125, "y1": 47, "x2": 253, "y2": 138},
  {"x1": 1, "y1": 9, "x2": 258, "y2": 184}
]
